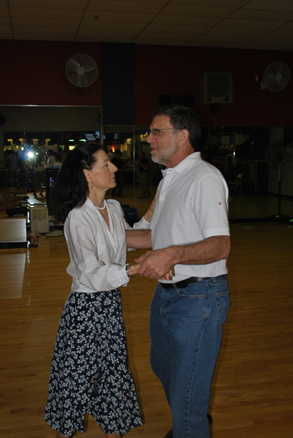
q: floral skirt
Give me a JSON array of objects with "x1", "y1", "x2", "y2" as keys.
[{"x1": 44, "y1": 290, "x2": 143, "y2": 437}]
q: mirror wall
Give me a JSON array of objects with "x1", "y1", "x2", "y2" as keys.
[
  {"x1": 1, "y1": 106, "x2": 292, "y2": 222},
  {"x1": 0, "y1": 105, "x2": 102, "y2": 162}
]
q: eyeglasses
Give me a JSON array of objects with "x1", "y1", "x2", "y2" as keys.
[{"x1": 147, "y1": 128, "x2": 176, "y2": 137}]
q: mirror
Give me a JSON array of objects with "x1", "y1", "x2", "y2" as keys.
[{"x1": 1, "y1": 105, "x2": 293, "y2": 222}]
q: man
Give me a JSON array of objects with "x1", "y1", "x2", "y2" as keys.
[{"x1": 126, "y1": 105, "x2": 231, "y2": 438}]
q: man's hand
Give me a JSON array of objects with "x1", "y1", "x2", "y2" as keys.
[
  {"x1": 134, "y1": 236, "x2": 230, "y2": 280},
  {"x1": 135, "y1": 248, "x2": 174, "y2": 280}
]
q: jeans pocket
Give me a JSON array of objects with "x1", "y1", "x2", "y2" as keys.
[
  {"x1": 216, "y1": 290, "x2": 230, "y2": 327},
  {"x1": 175, "y1": 281, "x2": 207, "y2": 298}
]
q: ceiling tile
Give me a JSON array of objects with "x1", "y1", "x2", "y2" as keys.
[
  {"x1": 10, "y1": 7, "x2": 83, "y2": 20},
  {"x1": 190, "y1": 41, "x2": 244, "y2": 48},
  {"x1": 77, "y1": 28, "x2": 138, "y2": 39},
  {"x1": 169, "y1": 0, "x2": 249, "y2": 6},
  {"x1": 261, "y1": 30, "x2": 293, "y2": 39},
  {"x1": 87, "y1": 0, "x2": 163, "y2": 14},
  {"x1": 0, "y1": 17, "x2": 10, "y2": 25},
  {"x1": 139, "y1": 31, "x2": 195, "y2": 42},
  {"x1": 0, "y1": 34, "x2": 13, "y2": 39},
  {"x1": 153, "y1": 15, "x2": 222, "y2": 27},
  {"x1": 9, "y1": 0, "x2": 88, "y2": 9},
  {"x1": 83, "y1": 11, "x2": 155, "y2": 23},
  {"x1": 277, "y1": 22, "x2": 293, "y2": 32},
  {"x1": 146, "y1": 23, "x2": 209, "y2": 35},
  {"x1": 11, "y1": 17, "x2": 80, "y2": 29},
  {"x1": 0, "y1": 25, "x2": 12, "y2": 36},
  {"x1": 244, "y1": 0, "x2": 293, "y2": 12},
  {"x1": 13, "y1": 26, "x2": 77, "y2": 36},
  {"x1": 80, "y1": 20, "x2": 145, "y2": 31},
  {"x1": 76, "y1": 35, "x2": 134, "y2": 43},
  {"x1": 229, "y1": 8, "x2": 293, "y2": 22},
  {"x1": 15, "y1": 34, "x2": 75, "y2": 41},
  {"x1": 135, "y1": 37, "x2": 191, "y2": 46},
  {"x1": 217, "y1": 18, "x2": 284, "y2": 32},
  {"x1": 162, "y1": 5, "x2": 237, "y2": 18},
  {"x1": 206, "y1": 27, "x2": 269, "y2": 38},
  {"x1": 195, "y1": 34, "x2": 255, "y2": 44},
  {"x1": 89, "y1": 0, "x2": 167, "y2": 4},
  {"x1": 0, "y1": 6, "x2": 9, "y2": 16}
]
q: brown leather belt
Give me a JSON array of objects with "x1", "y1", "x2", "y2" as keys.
[{"x1": 160, "y1": 277, "x2": 208, "y2": 289}]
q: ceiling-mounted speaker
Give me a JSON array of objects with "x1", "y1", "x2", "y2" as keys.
[{"x1": 201, "y1": 72, "x2": 233, "y2": 104}]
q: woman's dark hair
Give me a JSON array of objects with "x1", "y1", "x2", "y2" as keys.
[
  {"x1": 50, "y1": 143, "x2": 102, "y2": 223},
  {"x1": 152, "y1": 105, "x2": 201, "y2": 151}
]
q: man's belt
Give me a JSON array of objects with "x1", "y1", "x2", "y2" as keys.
[{"x1": 160, "y1": 277, "x2": 209, "y2": 289}]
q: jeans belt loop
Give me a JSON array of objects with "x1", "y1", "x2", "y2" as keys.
[{"x1": 160, "y1": 276, "x2": 208, "y2": 289}]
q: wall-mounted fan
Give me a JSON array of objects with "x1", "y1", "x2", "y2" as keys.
[
  {"x1": 65, "y1": 54, "x2": 98, "y2": 88},
  {"x1": 261, "y1": 61, "x2": 291, "y2": 92}
]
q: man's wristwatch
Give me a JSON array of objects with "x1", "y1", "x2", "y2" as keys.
[{"x1": 125, "y1": 263, "x2": 135, "y2": 279}]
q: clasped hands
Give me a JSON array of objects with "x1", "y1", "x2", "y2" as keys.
[{"x1": 130, "y1": 248, "x2": 175, "y2": 281}]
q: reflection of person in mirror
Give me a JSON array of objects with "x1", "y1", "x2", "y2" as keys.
[
  {"x1": 137, "y1": 151, "x2": 151, "y2": 198},
  {"x1": 111, "y1": 150, "x2": 125, "y2": 197},
  {"x1": 46, "y1": 149, "x2": 55, "y2": 167},
  {"x1": 127, "y1": 105, "x2": 231, "y2": 438},
  {"x1": 4, "y1": 150, "x2": 20, "y2": 188},
  {"x1": 32, "y1": 161, "x2": 46, "y2": 197},
  {"x1": 107, "y1": 147, "x2": 115, "y2": 162}
]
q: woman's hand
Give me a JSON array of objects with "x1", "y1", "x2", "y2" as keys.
[
  {"x1": 128, "y1": 263, "x2": 141, "y2": 277},
  {"x1": 163, "y1": 267, "x2": 175, "y2": 281}
]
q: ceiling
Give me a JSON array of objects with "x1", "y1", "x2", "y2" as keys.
[{"x1": 1, "y1": 0, "x2": 293, "y2": 51}]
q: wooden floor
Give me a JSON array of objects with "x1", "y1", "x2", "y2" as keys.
[{"x1": 0, "y1": 189, "x2": 293, "y2": 437}]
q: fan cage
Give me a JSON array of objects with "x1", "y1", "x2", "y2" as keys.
[
  {"x1": 263, "y1": 61, "x2": 290, "y2": 92},
  {"x1": 65, "y1": 54, "x2": 98, "y2": 88}
]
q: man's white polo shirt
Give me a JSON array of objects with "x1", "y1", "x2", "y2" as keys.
[{"x1": 150, "y1": 152, "x2": 230, "y2": 282}]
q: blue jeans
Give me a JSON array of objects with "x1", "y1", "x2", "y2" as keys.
[{"x1": 149, "y1": 275, "x2": 230, "y2": 438}]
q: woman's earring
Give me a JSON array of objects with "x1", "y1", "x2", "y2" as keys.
[{"x1": 89, "y1": 182, "x2": 94, "y2": 189}]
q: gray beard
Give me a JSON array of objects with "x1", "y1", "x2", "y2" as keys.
[{"x1": 151, "y1": 144, "x2": 177, "y2": 166}]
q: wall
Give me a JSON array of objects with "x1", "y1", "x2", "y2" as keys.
[
  {"x1": 134, "y1": 45, "x2": 293, "y2": 127},
  {"x1": 1, "y1": 40, "x2": 293, "y2": 128},
  {"x1": 1, "y1": 40, "x2": 101, "y2": 106}
]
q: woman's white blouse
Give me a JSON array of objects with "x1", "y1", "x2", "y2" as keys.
[{"x1": 64, "y1": 197, "x2": 147, "y2": 293}]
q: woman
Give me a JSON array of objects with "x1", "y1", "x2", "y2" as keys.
[{"x1": 44, "y1": 143, "x2": 147, "y2": 438}]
